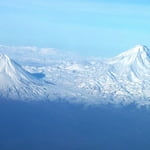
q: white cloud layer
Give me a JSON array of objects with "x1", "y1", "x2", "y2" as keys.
[{"x1": 0, "y1": 45, "x2": 81, "y2": 66}]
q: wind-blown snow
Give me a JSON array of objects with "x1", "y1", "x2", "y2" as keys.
[{"x1": 1, "y1": 45, "x2": 150, "y2": 106}]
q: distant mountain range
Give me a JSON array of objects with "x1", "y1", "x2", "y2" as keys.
[{"x1": 0, "y1": 45, "x2": 150, "y2": 106}]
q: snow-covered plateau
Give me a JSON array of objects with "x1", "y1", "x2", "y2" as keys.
[{"x1": 0, "y1": 45, "x2": 150, "y2": 106}]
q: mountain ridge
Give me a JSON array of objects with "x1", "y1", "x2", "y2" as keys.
[{"x1": 0, "y1": 45, "x2": 150, "y2": 106}]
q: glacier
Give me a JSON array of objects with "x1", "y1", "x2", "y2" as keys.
[{"x1": 0, "y1": 45, "x2": 150, "y2": 106}]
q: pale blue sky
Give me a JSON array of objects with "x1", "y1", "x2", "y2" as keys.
[{"x1": 0, "y1": 0, "x2": 150, "y2": 57}]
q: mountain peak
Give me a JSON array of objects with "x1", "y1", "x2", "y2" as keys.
[
  {"x1": 132, "y1": 44, "x2": 149, "y2": 53},
  {"x1": 112, "y1": 45, "x2": 149, "y2": 60},
  {"x1": 118, "y1": 45, "x2": 149, "y2": 58},
  {"x1": 0, "y1": 53, "x2": 15, "y2": 73},
  {"x1": 0, "y1": 53, "x2": 31, "y2": 82},
  {"x1": 134, "y1": 44, "x2": 147, "y2": 49},
  {"x1": 108, "y1": 45, "x2": 150, "y2": 67},
  {"x1": 0, "y1": 53, "x2": 9, "y2": 61},
  {"x1": 0, "y1": 53, "x2": 48, "y2": 100}
]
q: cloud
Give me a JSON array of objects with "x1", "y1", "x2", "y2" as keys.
[
  {"x1": 39, "y1": 48, "x2": 57, "y2": 55},
  {"x1": 0, "y1": 45, "x2": 81, "y2": 66},
  {"x1": 0, "y1": 45, "x2": 58, "y2": 65}
]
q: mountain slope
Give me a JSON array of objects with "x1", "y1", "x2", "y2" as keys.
[
  {"x1": 0, "y1": 53, "x2": 83, "y2": 101},
  {"x1": 107, "y1": 45, "x2": 150, "y2": 81},
  {"x1": 33, "y1": 45, "x2": 150, "y2": 106},
  {"x1": 0, "y1": 53, "x2": 48, "y2": 100}
]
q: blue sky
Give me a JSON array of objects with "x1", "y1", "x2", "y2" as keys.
[{"x1": 0, "y1": 0, "x2": 150, "y2": 57}]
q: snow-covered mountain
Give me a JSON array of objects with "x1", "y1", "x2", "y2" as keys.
[
  {"x1": 0, "y1": 53, "x2": 50, "y2": 100},
  {"x1": 0, "y1": 53, "x2": 84, "y2": 101},
  {"x1": 108, "y1": 45, "x2": 150, "y2": 81},
  {"x1": 1, "y1": 45, "x2": 150, "y2": 106}
]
